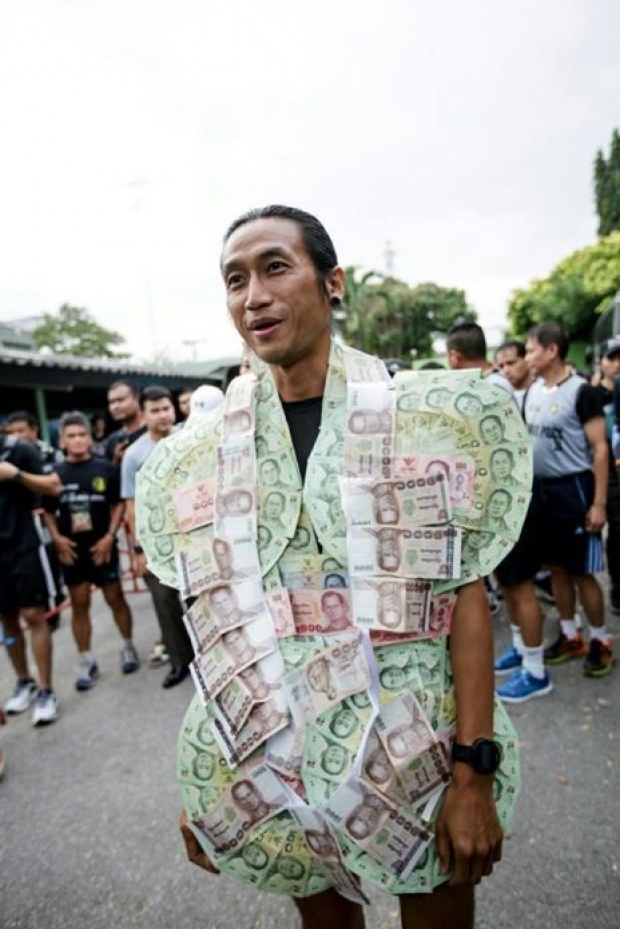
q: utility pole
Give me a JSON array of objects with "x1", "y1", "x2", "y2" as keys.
[{"x1": 384, "y1": 240, "x2": 396, "y2": 276}]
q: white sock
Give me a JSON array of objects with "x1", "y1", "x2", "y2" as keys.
[
  {"x1": 124, "y1": 639, "x2": 134, "y2": 647},
  {"x1": 511, "y1": 625, "x2": 524, "y2": 655},
  {"x1": 522, "y1": 645, "x2": 546, "y2": 679},
  {"x1": 590, "y1": 626, "x2": 609, "y2": 642},
  {"x1": 79, "y1": 650, "x2": 94, "y2": 665},
  {"x1": 560, "y1": 619, "x2": 578, "y2": 639}
]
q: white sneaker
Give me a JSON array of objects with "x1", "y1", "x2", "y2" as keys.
[
  {"x1": 32, "y1": 690, "x2": 59, "y2": 726},
  {"x1": 5, "y1": 679, "x2": 38, "y2": 714}
]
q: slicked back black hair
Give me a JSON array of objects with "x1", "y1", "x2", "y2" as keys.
[
  {"x1": 446, "y1": 321, "x2": 487, "y2": 361},
  {"x1": 496, "y1": 339, "x2": 526, "y2": 358},
  {"x1": 528, "y1": 322, "x2": 569, "y2": 360}
]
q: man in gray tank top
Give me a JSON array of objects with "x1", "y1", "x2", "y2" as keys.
[{"x1": 496, "y1": 322, "x2": 613, "y2": 703}]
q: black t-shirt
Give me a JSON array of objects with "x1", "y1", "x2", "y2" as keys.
[
  {"x1": 0, "y1": 436, "x2": 43, "y2": 549},
  {"x1": 105, "y1": 425, "x2": 147, "y2": 461},
  {"x1": 575, "y1": 383, "x2": 604, "y2": 424},
  {"x1": 281, "y1": 396, "x2": 323, "y2": 481},
  {"x1": 47, "y1": 457, "x2": 121, "y2": 550}
]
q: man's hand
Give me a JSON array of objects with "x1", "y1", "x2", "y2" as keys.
[
  {"x1": 91, "y1": 534, "x2": 114, "y2": 566},
  {"x1": 585, "y1": 503, "x2": 606, "y2": 534},
  {"x1": 436, "y1": 769, "x2": 503, "y2": 886},
  {"x1": 134, "y1": 552, "x2": 148, "y2": 577},
  {"x1": 0, "y1": 462, "x2": 19, "y2": 482},
  {"x1": 179, "y1": 810, "x2": 219, "y2": 874},
  {"x1": 54, "y1": 535, "x2": 78, "y2": 566}
]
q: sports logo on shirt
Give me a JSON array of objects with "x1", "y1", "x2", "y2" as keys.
[{"x1": 92, "y1": 477, "x2": 107, "y2": 492}]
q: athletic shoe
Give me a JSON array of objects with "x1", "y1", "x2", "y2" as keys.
[
  {"x1": 162, "y1": 666, "x2": 190, "y2": 689},
  {"x1": 32, "y1": 690, "x2": 59, "y2": 726},
  {"x1": 5, "y1": 679, "x2": 38, "y2": 715},
  {"x1": 75, "y1": 660, "x2": 99, "y2": 692},
  {"x1": 583, "y1": 639, "x2": 615, "y2": 678},
  {"x1": 496, "y1": 668, "x2": 553, "y2": 704},
  {"x1": 148, "y1": 643, "x2": 170, "y2": 668},
  {"x1": 494, "y1": 645, "x2": 523, "y2": 675},
  {"x1": 544, "y1": 631, "x2": 587, "y2": 665},
  {"x1": 121, "y1": 643, "x2": 140, "y2": 675}
]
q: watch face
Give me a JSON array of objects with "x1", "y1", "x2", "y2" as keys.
[{"x1": 474, "y1": 739, "x2": 501, "y2": 774}]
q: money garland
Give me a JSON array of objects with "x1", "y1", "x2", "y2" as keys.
[{"x1": 136, "y1": 343, "x2": 526, "y2": 899}]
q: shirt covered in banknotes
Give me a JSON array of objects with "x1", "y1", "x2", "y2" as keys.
[{"x1": 136, "y1": 342, "x2": 528, "y2": 898}]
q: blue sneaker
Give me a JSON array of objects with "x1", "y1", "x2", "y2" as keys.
[
  {"x1": 496, "y1": 668, "x2": 553, "y2": 704},
  {"x1": 75, "y1": 660, "x2": 99, "y2": 692},
  {"x1": 494, "y1": 645, "x2": 522, "y2": 675}
]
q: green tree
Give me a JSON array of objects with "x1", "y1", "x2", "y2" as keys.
[
  {"x1": 342, "y1": 268, "x2": 475, "y2": 359},
  {"x1": 507, "y1": 232, "x2": 620, "y2": 339},
  {"x1": 594, "y1": 129, "x2": 620, "y2": 236},
  {"x1": 32, "y1": 304, "x2": 129, "y2": 358}
]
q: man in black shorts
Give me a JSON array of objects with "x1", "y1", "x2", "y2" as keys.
[
  {"x1": 1, "y1": 435, "x2": 61, "y2": 725},
  {"x1": 44, "y1": 412, "x2": 139, "y2": 691}
]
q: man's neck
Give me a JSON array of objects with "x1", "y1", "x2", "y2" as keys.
[
  {"x1": 542, "y1": 360, "x2": 569, "y2": 388},
  {"x1": 147, "y1": 428, "x2": 170, "y2": 443},
  {"x1": 271, "y1": 338, "x2": 330, "y2": 402},
  {"x1": 123, "y1": 413, "x2": 144, "y2": 433},
  {"x1": 67, "y1": 453, "x2": 91, "y2": 464},
  {"x1": 514, "y1": 372, "x2": 535, "y2": 392},
  {"x1": 457, "y1": 359, "x2": 492, "y2": 374}
]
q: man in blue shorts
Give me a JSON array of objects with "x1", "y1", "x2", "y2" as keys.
[
  {"x1": 44, "y1": 412, "x2": 139, "y2": 691},
  {"x1": 496, "y1": 322, "x2": 613, "y2": 703}
]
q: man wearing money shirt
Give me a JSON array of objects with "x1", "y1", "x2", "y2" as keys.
[{"x1": 137, "y1": 206, "x2": 526, "y2": 929}]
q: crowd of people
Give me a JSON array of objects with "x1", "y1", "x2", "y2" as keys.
[
  {"x1": 0, "y1": 204, "x2": 617, "y2": 927},
  {"x1": 0, "y1": 379, "x2": 224, "y2": 740}
]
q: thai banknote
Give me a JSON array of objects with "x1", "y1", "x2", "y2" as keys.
[
  {"x1": 172, "y1": 477, "x2": 216, "y2": 533},
  {"x1": 183, "y1": 579, "x2": 265, "y2": 653},
  {"x1": 264, "y1": 587, "x2": 297, "y2": 639},
  {"x1": 212, "y1": 689, "x2": 290, "y2": 767},
  {"x1": 214, "y1": 651, "x2": 287, "y2": 736},
  {"x1": 478, "y1": 487, "x2": 531, "y2": 541},
  {"x1": 302, "y1": 730, "x2": 356, "y2": 784},
  {"x1": 286, "y1": 632, "x2": 373, "y2": 726},
  {"x1": 177, "y1": 533, "x2": 260, "y2": 599},
  {"x1": 350, "y1": 577, "x2": 432, "y2": 635},
  {"x1": 291, "y1": 806, "x2": 370, "y2": 905},
  {"x1": 360, "y1": 726, "x2": 408, "y2": 804},
  {"x1": 347, "y1": 525, "x2": 462, "y2": 580},
  {"x1": 280, "y1": 553, "x2": 349, "y2": 590},
  {"x1": 222, "y1": 373, "x2": 257, "y2": 440},
  {"x1": 191, "y1": 763, "x2": 290, "y2": 856},
  {"x1": 288, "y1": 588, "x2": 354, "y2": 636},
  {"x1": 266, "y1": 722, "x2": 307, "y2": 780},
  {"x1": 394, "y1": 452, "x2": 476, "y2": 511},
  {"x1": 191, "y1": 613, "x2": 277, "y2": 700},
  {"x1": 345, "y1": 382, "x2": 395, "y2": 478},
  {"x1": 322, "y1": 775, "x2": 432, "y2": 880},
  {"x1": 257, "y1": 448, "x2": 300, "y2": 488},
  {"x1": 343, "y1": 349, "x2": 392, "y2": 384},
  {"x1": 375, "y1": 693, "x2": 451, "y2": 810},
  {"x1": 341, "y1": 474, "x2": 451, "y2": 529},
  {"x1": 461, "y1": 530, "x2": 514, "y2": 576}
]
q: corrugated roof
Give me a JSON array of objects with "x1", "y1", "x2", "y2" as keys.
[{"x1": 0, "y1": 346, "x2": 237, "y2": 379}]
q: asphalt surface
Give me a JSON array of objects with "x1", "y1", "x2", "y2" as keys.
[{"x1": 1, "y1": 586, "x2": 618, "y2": 929}]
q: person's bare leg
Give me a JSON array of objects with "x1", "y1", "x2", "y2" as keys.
[
  {"x1": 294, "y1": 889, "x2": 365, "y2": 929},
  {"x1": 2, "y1": 611, "x2": 30, "y2": 680},
  {"x1": 101, "y1": 580, "x2": 133, "y2": 640},
  {"x1": 549, "y1": 567, "x2": 576, "y2": 620},
  {"x1": 68, "y1": 583, "x2": 92, "y2": 653},
  {"x1": 400, "y1": 882, "x2": 474, "y2": 929},
  {"x1": 574, "y1": 574, "x2": 605, "y2": 629},
  {"x1": 502, "y1": 581, "x2": 543, "y2": 647},
  {"x1": 22, "y1": 608, "x2": 52, "y2": 690}
]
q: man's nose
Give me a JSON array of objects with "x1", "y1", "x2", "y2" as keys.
[{"x1": 245, "y1": 274, "x2": 272, "y2": 309}]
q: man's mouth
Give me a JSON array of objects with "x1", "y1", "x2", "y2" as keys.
[{"x1": 248, "y1": 318, "x2": 282, "y2": 339}]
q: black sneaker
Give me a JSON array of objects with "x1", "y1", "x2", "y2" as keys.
[{"x1": 583, "y1": 639, "x2": 615, "y2": 678}]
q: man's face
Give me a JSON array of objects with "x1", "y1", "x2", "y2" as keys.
[
  {"x1": 143, "y1": 398, "x2": 175, "y2": 437},
  {"x1": 526, "y1": 337, "x2": 555, "y2": 378},
  {"x1": 380, "y1": 667, "x2": 406, "y2": 690},
  {"x1": 209, "y1": 587, "x2": 236, "y2": 618},
  {"x1": 62, "y1": 425, "x2": 92, "y2": 460},
  {"x1": 491, "y1": 450, "x2": 513, "y2": 481},
  {"x1": 6, "y1": 420, "x2": 37, "y2": 443},
  {"x1": 260, "y1": 459, "x2": 279, "y2": 485},
  {"x1": 323, "y1": 743, "x2": 347, "y2": 775},
  {"x1": 480, "y1": 416, "x2": 503, "y2": 445},
  {"x1": 601, "y1": 353, "x2": 620, "y2": 380},
  {"x1": 222, "y1": 628, "x2": 247, "y2": 657},
  {"x1": 264, "y1": 492, "x2": 284, "y2": 521},
  {"x1": 193, "y1": 752, "x2": 215, "y2": 780},
  {"x1": 375, "y1": 488, "x2": 399, "y2": 523},
  {"x1": 178, "y1": 391, "x2": 193, "y2": 419},
  {"x1": 455, "y1": 393, "x2": 483, "y2": 418},
  {"x1": 488, "y1": 491, "x2": 510, "y2": 520},
  {"x1": 108, "y1": 385, "x2": 139, "y2": 424},
  {"x1": 496, "y1": 347, "x2": 529, "y2": 389},
  {"x1": 222, "y1": 217, "x2": 340, "y2": 368},
  {"x1": 322, "y1": 592, "x2": 347, "y2": 623},
  {"x1": 233, "y1": 781, "x2": 261, "y2": 812}
]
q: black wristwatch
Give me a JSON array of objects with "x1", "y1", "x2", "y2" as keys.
[{"x1": 452, "y1": 738, "x2": 502, "y2": 775}]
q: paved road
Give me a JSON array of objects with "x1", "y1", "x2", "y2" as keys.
[{"x1": 1, "y1": 589, "x2": 618, "y2": 928}]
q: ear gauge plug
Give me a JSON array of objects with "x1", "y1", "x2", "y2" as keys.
[{"x1": 330, "y1": 296, "x2": 342, "y2": 308}]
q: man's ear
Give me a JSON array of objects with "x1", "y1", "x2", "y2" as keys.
[{"x1": 326, "y1": 266, "x2": 346, "y2": 306}]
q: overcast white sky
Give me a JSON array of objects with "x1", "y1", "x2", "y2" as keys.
[{"x1": 0, "y1": 0, "x2": 618, "y2": 363}]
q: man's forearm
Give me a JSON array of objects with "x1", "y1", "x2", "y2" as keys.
[
  {"x1": 42, "y1": 511, "x2": 62, "y2": 542},
  {"x1": 10, "y1": 467, "x2": 60, "y2": 495},
  {"x1": 108, "y1": 501, "x2": 126, "y2": 536},
  {"x1": 592, "y1": 441, "x2": 609, "y2": 507},
  {"x1": 449, "y1": 578, "x2": 495, "y2": 744},
  {"x1": 125, "y1": 499, "x2": 137, "y2": 540}
]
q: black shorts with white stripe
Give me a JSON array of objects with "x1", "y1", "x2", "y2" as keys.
[{"x1": 0, "y1": 544, "x2": 57, "y2": 615}]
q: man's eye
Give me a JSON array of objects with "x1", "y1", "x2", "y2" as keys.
[
  {"x1": 227, "y1": 274, "x2": 244, "y2": 289},
  {"x1": 268, "y1": 260, "x2": 286, "y2": 272}
]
